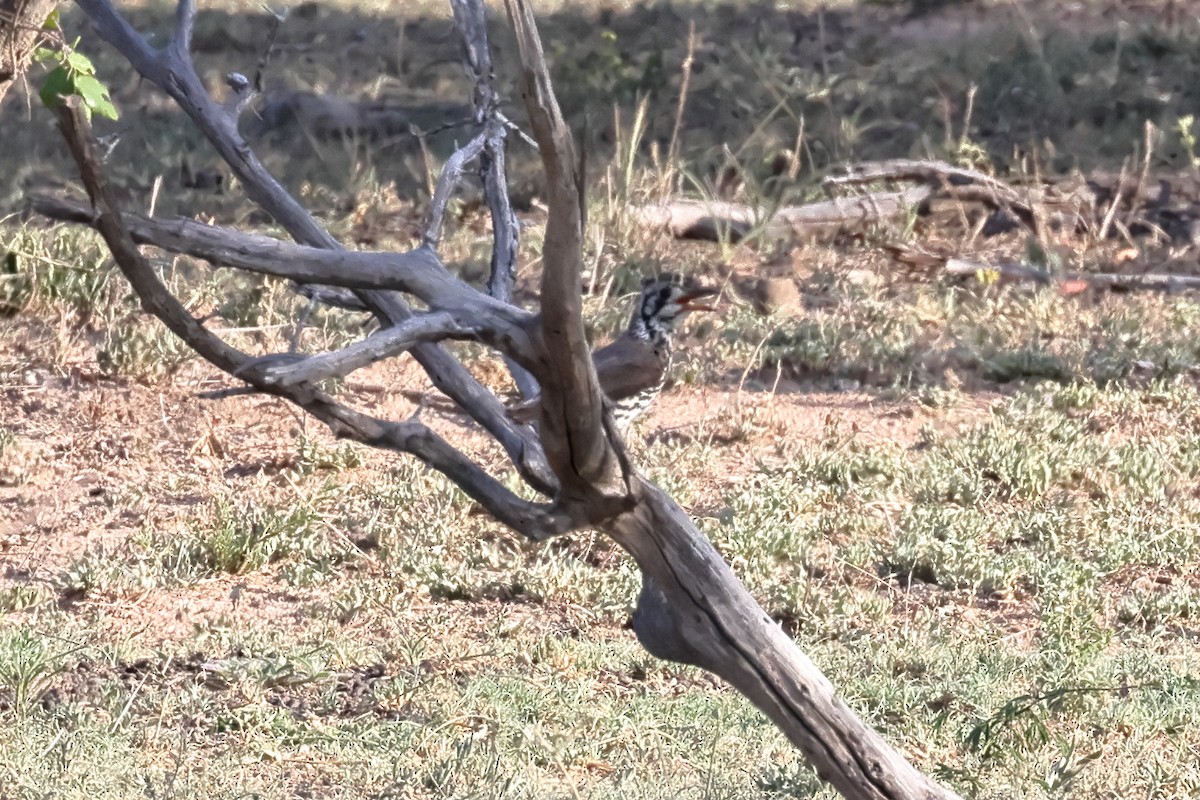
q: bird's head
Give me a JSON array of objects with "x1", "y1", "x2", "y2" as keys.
[{"x1": 632, "y1": 273, "x2": 718, "y2": 338}]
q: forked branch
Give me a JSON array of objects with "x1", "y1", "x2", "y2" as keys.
[
  {"x1": 41, "y1": 1, "x2": 969, "y2": 797},
  {"x1": 71, "y1": 0, "x2": 556, "y2": 494},
  {"x1": 504, "y1": 0, "x2": 616, "y2": 494},
  {"x1": 497, "y1": 2, "x2": 966, "y2": 799},
  {"x1": 52, "y1": 99, "x2": 573, "y2": 540}
]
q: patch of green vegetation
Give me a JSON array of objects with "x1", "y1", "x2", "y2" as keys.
[
  {"x1": 0, "y1": 429, "x2": 43, "y2": 487},
  {"x1": 1117, "y1": 584, "x2": 1200, "y2": 630},
  {"x1": 174, "y1": 499, "x2": 324, "y2": 576},
  {"x1": 708, "y1": 274, "x2": 1200, "y2": 391},
  {"x1": 0, "y1": 626, "x2": 79, "y2": 717},
  {"x1": 0, "y1": 225, "x2": 117, "y2": 318},
  {"x1": 6, "y1": 382, "x2": 1200, "y2": 798},
  {"x1": 96, "y1": 315, "x2": 195, "y2": 382}
]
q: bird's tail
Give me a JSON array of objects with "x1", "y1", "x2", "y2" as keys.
[{"x1": 506, "y1": 396, "x2": 540, "y2": 424}]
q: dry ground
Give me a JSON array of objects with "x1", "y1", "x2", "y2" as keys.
[{"x1": 2, "y1": 0, "x2": 1200, "y2": 798}]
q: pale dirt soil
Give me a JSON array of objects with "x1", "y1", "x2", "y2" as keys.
[
  {"x1": 0, "y1": 309, "x2": 996, "y2": 648},
  {"x1": 2, "y1": 8, "x2": 1200, "y2": 792}
]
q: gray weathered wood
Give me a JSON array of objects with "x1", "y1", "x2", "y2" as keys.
[
  {"x1": 945, "y1": 256, "x2": 1200, "y2": 292},
  {"x1": 73, "y1": 0, "x2": 557, "y2": 495},
  {"x1": 34, "y1": 0, "x2": 968, "y2": 797},
  {"x1": 52, "y1": 100, "x2": 572, "y2": 540},
  {"x1": 631, "y1": 188, "x2": 932, "y2": 241},
  {"x1": 609, "y1": 481, "x2": 961, "y2": 800}
]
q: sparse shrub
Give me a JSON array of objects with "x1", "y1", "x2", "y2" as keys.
[
  {"x1": 1117, "y1": 586, "x2": 1200, "y2": 630},
  {"x1": 0, "y1": 226, "x2": 117, "y2": 317},
  {"x1": 296, "y1": 436, "x2": 363, "y2": 473},
  {"x1": 98, "y1": 316, "x2": 194, "y2": 382},
  {"x1": 0, "y1": 627, "x2": 72, "y2": 716},
  {"x1": 881, "y1": 505, "x2": 1024, "y2": 593},
  {"x1": 0, "y1": 429, "x2": 41, "y2": 487},
  {"x1": 161, "y1": 499, "x2": 322, "y2": 578}
]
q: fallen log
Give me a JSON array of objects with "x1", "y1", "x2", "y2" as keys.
[
  {"x1": 824, "y1": 159, "x2": 1031, "y2": 209},
  {"x1": 824, "y1": 159, "x2": 1097, "y2": 234},
  {"x1": 630, "y1": 186, "x2": 932, "y2": 242},
  {"x1": 944, "y1": 257, "x2": 1200, "y2": 292}
]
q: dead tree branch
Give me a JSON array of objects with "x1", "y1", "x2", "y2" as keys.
[
  {"x1": 606, "y1": 483, "x2": 962, "y2": 800},
  {"x1": 631, "y1": 188, "x2": 932, "y2": 242},
  {"x1": 421, "y1": 131, "x2": 487, "y2": 251},
  {"x1": 823, "y1": 158, "x2": 1090, "y2": 234},
  {"x1": 257, "y1": 312, "x2": 496, "y2": 387},
  {"x1": 30, "y1": 195, "x2": 536, "y2": 335},
  {"x1": 825, "y1": 158, "x2": 1031, "y2": 211},
  {"x1": 52, "y1": 99, "x2": 572, "y2": 540},
  {"x1": 37, "y1": 0, "x2": 968, "y2": 797},
  {"x1": 72, "y1": 0, "x2": 556, "y2": 494},
  {"x1": 448, "y1": 0, "x2": 538, "y2": 399},
  {"x1": 944, "y1": 256, "x2": 1200, "y2": 292},
  {"x1": 504, "y1": 0, "x2": 617, "y2": 495},
  {"x1": 500, "y1": 1, "x2": 964, "y2": 798}
]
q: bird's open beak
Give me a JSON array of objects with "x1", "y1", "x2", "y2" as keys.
[{"x1": 678, "y1": 287, "x2": 718, "y2": 312}]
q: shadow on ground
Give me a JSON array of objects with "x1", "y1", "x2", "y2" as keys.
[{"x1": 2, "y1": 0, "x2": 1199, "y2": 220}]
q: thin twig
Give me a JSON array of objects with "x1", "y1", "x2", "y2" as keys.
[
  {"x1": 448, "y1": 0, "x2": 538, "y2": 398},
  {"x1": 666, "y1": 20, "x2": 697, "y2": 171}
]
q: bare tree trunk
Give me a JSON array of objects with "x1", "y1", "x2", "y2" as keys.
[
  {"x1": 27, "y1": 0, "x2": 969, "y2": 796},
  {"x1": 609, "y1": 482, "x2": 958, "y2": 800},
  {"x1": 0, "y1": 0, "x2": 56, "y2": 105}
]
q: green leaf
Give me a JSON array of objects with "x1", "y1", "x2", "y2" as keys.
[
  {"x1": 74, "y1": 75, "x2": 118, "y2": 120},
  {"x1": 43, "y1": 8, "x2": 60, "y2": 30},
  {"x1": 65, "y1": 51, "x2": 97, "y2": 76},
  {"x1": 91, "y1": 94, "x2": 119, "y2": 121},
  {"x1": 33, "y1": 47, "x2": 58, "y2": 64},
  {"x1": 38, "y1": 66, "x2": 75, "y2": 110}
]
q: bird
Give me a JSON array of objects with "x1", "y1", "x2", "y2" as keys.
[{"x1": 510, "y1": 274, "x2": 717, "y2": 429}]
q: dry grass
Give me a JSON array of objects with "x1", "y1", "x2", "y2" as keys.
[{"x1": 3, "y1": 0, "x2": 1200, "y2": 798}]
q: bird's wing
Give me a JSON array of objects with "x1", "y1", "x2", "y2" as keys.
[
  {"x1": 592, "y1": 336, "x2": 668, "y2": 402},
  {"x1": 505, "y1": 336, "x2": 666, "y2": 424},
  {"x1": 507, "y1": 396, "x2": 540, "y2": 423}
]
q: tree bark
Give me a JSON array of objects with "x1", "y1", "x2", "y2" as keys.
[
  {"x1": 608, "y1": 481, "x2": 960, "y2": 800},
  {"x1": 33, "y1": 0, "x2": 970, "y2": 795},
  {"x1": 0, "y1": 0, "x2": 56, "y2": 105}
]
